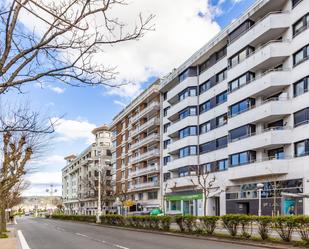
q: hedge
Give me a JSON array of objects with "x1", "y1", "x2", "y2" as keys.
[{"x1": 48, "y1": 214, "x2": 309, "y2": 244}]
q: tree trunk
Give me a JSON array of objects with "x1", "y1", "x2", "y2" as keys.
[
  {"x1": 203, "y1": 191, "x2": 207, "y2": 216},
  {"x1": 0, "y1": 207, "x2": 7, "y2": 233}
]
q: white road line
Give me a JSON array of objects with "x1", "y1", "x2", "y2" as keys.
[
  {"x1": 113, "y1": 244, "x2": 129, "y2": 249},
  {"x1": 75, "y1": 233, "x2": 90, "y2": 238},
  {"x1": 14, "y1": 219, "x2": 17, "y2": 225},
  {"x1": 17, "y1": 230, "x2": 31, "y2": 249}
]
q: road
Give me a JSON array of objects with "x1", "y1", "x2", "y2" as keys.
[{"x1": 15, "y1": 217, "x2": 267, "y2": 249}]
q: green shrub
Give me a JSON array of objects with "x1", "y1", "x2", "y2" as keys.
[
  {"x1": 183, "y1": 215, "x2": 197, "y2": 233},
  {"x1": 274, "y1": 216, "x2": 295, "y2": 242},
  {"x1": 175, "y1": 215, "x2": 185, "y2": 232},
  {"x1": 221, "y1": 214, "x2": 241, "y2": 237},
  {"x1": 100, "y1": 215, "x2": 125, "y2": 226},
  {"x1": 254, "y1": 216, "x2": 273, "y2": 240},
  {"x1": 157, "y1": 216, "x2": 171, "y2": 231},
  {"x1": 239, "y1": 215, "x2": 253, "y2": 239},
  {"x1": 200, "y1": 216, "x2": 219, "y2": 235},
  {"x1": 294, "y1": 216, "x2": 309, "y2": 243},
  {"x1": 50, "y1": 214, "x2": 96, "y2": 223}
]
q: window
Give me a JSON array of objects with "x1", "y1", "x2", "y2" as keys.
[
  {"x1": 179, "y1": 126, "x2": 197, "y2": 139},
  {"x1": 164, "y1": 173, "x2": 171, "y2": 181},
  {"x1": 163, "y1": 123, "x2": 170, "y2": 133},
  {"x1": 228, "y1": 72, "x2": 255, "y2": 92},
  {"x1": 295, "y1": 139, "x2": 309, "y2": 157},
  {"x1": 229, "y1": 98, "x2": 255, "y2": 117},
  {"x1": 293, "y1": 13, "x2": 309, "y2": 36},
  {"x1": 179, "y1": 67, "x2": 197, "y2": 82},
  {"x1": 163, "y1": 92, "x2": 167, "y2": 101},
  {"x1": 292, "y1": 0, "x2": 303, "y2": 8},
  {"x1": 294, "y1": 76, "x2": 308, "y2": 97},
  {"x1": 179, "y1": 107, "x2": 197, "y2": 120},
  {"x1": 293, "y1": 44, "x2": 309, "y2": 66},
  {"x1": 163, "y1": 107, "x2": 170, "y2": 117},
  {"x1": 200, "y1": 121, "x2": 211, "y2": 134},
  {"x1": 163, "y1": 156, "x2": 171, "y2": 165},
  {"x1": 216, "y1": 91, "x2": 227, "y2": 105},
  {"x1": 170, "y1": 200, "x2": 181, "y2": 211},
  {"x1": 216, "y1": 113, "x2": 228, "y2": 127},
  {"x1": 199, "y1": 80, "x2": 211, "y2": 94},
  {"x1": 199, "y1": 100, "x2": 211, "y2": 113},
  {"x1": 216, "y1": 68, "x2": 227, "y2": 83},
  {"x1": 178, "y1": 87, "x2": 197, "y2": 101},
  {"x1": 218, "y1": 159, "x2": 228, "y2": 171},
  {"x1": 199, "y1": 46, "x2": 227, "y2": 73},
  {"x1": 148, "y1": 191, "x2": 158, "y2": 200},
  {"x1": 178, "y1": 167, "x2": 189, "y2": 177},
  {"x1": 229, "y1": 124, "x2": 256, "y2": 142},
  {"x1": 229, "y1": 151, "x2": 256, "y2": 166},
  {"x1": 163, "y1": 139, "x2": 171, "y2": 149},
  {"x1": 200, "y1": 136, "x2": 228, "y2": 154},
  {"x1": 228, "y1": 20, "x2": 254, "y2": 43},
  {"x1": 229, "y1": 46, "x2": 254, "y2": 67},
  {"x1": 294, "y1": 108, "x2": 309, "y2": 127},
  {"x1": 268, "y1": 148, "x2": 284, "y2": 160},
  {"x1": 179, "y1": 146, "x2": 197, "y2": 158},
  {"x1": 138, "y1": 193, "x2": 143, "y2": 200}
]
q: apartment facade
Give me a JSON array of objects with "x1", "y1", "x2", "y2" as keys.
[
  {"x1": 160, "y1": 0, "x2": 309, "y2": 216},
  {"x1": 62, "y1": 125, "x2": 112, "y2": 215},
  {"x1": 111, "y1": 81, "x2": 161, "y2": 212}
]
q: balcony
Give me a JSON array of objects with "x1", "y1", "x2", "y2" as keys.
[
  {"x1": 130, "y1": 164, "x2": 159, "y2": 178},
  {"x1": 228, "y1": 127, "x2": 292, "y2": 154},
  {"x1": 228, "y1": 41, "x2": 290, "y2": 80},
  {"x1": 165, "y1": 156, "x2": 198, "y2": 172},
  {"x1": 228, "y1": 98, "x2": 291, "y2": 130},
  {"x1": 131, "y1": 102, "x2": 160, "y2": 123},
  {"x1": 131, "y1": 149, "x2": 160, "y2": 164},
  {"x1": 228, "y1": 69, "x2": 291, "y2": 105},
  {"x1": 168, "y1": 136, "x2": 198, "y2": 154},
  {"x1": 130, "y1": 133, "x2": 160, "y2": 151},
  {"x1": 227, "y1": 11, "x2": 289, "y2": 56},
  {"x1": 166, "y1": 76, "x2": 197, "y2": 103},
  {"x1": 130, "y1": 118, "x2": 160, "y2": 137},
  {"x1": 228, "y1": 157, "x2": 290, "y2": 181},
  {"x1": 167, "y1": 116, "x2": 198, "y2": 137},
  {"x1": 167, "y1": 97, "x2": 198, "y2": 121},
  {"x1": 128, "y1": 181, "x2": 160, "y2": 191}
]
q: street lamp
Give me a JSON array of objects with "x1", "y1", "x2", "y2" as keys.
[{"x1": 257, "y1": 183, "x2": 264, "y2": 216}]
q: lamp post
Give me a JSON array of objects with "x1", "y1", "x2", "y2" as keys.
[{"x1": 257, "y1": 183, "x2": 264, "y2": 216}]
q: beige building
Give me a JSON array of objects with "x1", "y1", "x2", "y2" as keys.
[
  {"x1": 111, "y1": 80, "x2": 161, "y2": 212},
  {"x1": 62, "y1": 125, "x2": 112, "y2": 215}
]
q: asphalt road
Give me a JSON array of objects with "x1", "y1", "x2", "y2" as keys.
[{"x1": 15, "y1": 217, "x2": 267, "y2": 249}]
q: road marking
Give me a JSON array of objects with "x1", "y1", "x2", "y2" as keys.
[
  {"x1": 17, "y1": 230, "x2": 31, "y2": 249},
  {"x1": 14, "y1": 219, "x2": 17, "y2": 225},
  {"x1": 75, "y1": 233, "x2": 90, "y2": 238},
  {"x1": 113, "y1": 244, "x2": 129, "y2": 249}
]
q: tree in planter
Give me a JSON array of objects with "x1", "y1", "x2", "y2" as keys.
[
  {"x1": 190, "y1": 165, "x2": 218, "y2": 216},
  {"x1": 254, "y1": 216, "x2": 273, "y2": 240},
  {"x1": 0, "y1": 0, "x2": 154, "y2": 94}
]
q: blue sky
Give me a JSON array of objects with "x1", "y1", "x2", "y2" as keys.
[{"x1": 1, "y1": 0, "x2": 255, "y2": 196}]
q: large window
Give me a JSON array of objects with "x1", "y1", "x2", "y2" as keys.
[
  {"x1": 228, "y1": 20, "x2": 254, "y2": 43},
  {"x1": 295, "y1": 139, "x2": 309, "y2": 157},
  {"x1": 294, "y1": 108, "x2": 309, "y2": 127},
  {"x1": 163, "y1": 106, "x2": 170, "y2": 117},
  {"x1": 148, "y1": 191, "x2": 158, "y2": 200},
  {"x1": 293, "y1": 44, "x2": 309, "y2": 66},
  {"x1": 200, "y1": 121, "x2": 211, "y2": 134},
  {"x1": 229, "y1": 46, "x2": 254, "y2": 67},
  {"x1": 294, "y1": 76, "x2": 309, "y2": 97},
  {"x1": 199, "y1": 80, "x2": 211, "y2": 94},
  {"x1": 163, "y1": 139, "x2": 171, "y2": 149},
  {"x1": 229, "y1": 98, "x2": 255, "y2": 117},
  {"x1": 199, "y1": 136, "x2": 228, "y2": 154},
  {"x1": 179, "y1": 67, "x2": 197, "y2": 83},
  {"x1": 199, "y1": 113, "x2": 227, "y2": 134},
  {"x1": 202, "y1": 159, "x2": 228, "y2": 173},
  {"x1": 163, "y1": 156, "x2": 171, "y2": 165},
  {"x1": 229, "y1": 124, "x2": 256, "y2": 142},
  {"x1": 268, "y1": 148, "x2": 284, "y2": 160},
  {"x1": 293, "y1": 13, "x2": 309, "y2": 36},
  {"x1": 228, "y1": 72, "x2": 255, "y2": 92},
  {"x1": 179, "y1": 126, "x2": 197, "y2": 139},
  {"x1": 179, "y1": 106, "x2": 197, "y2": 120},
  {"x1": 178, "y1": 87, "x2": 197, "y2": 101},
  {"x1": 170, "y1": 200, "x2": 181, "y2": 211},
  {"x1": 199, "y1": 46, "x2": 227, "y2": 73},
  {"x1": 216, "y1": 91, "x2": 227, "y2": 105},
  {"x1": 292, "y1": 0, "x2": 303, "y2": 8},
  {"x1": 179, "y1": 146, "x2": 197, "y2": 158},
  {"x1": 163, "y1": 123, "x2": 170, "y2": 133},
  {"x1": 216, "y1": 68, "x2": 227, "y2": 83},
  {"x1": 230, "y1": 151, "x2": 256, "y2": 167}
]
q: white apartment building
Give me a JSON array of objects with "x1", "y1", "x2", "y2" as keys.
[
  {"x1": 160, "y1": 0, "x2": 309, "y2": 216},
  {"x1": 62, "y1": 125, "x2": 112, "y2": 215}
]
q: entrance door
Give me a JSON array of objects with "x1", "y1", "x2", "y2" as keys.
[
  {"x1": 237, "y1": 202, "x2": 249, "y2": 215},
  {"x1": 214, "y1": 197, "x2": 220, "y2": 216},
  {"x1": 183, "y1": 200, "x2": 194, "y2": 215}
]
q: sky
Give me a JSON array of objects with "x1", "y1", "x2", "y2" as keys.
[{"x1": 1, "y1": 0, "x2": 255, "y2": 196}]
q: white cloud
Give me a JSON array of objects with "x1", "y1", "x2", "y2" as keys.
[
  {"x1": 47, "y1": 85, "x2": 65, "y2": 94},
  {"x1": 51, "y1": 117, "x2": 96, "y2": 144},
  {"x1": 26, "y1": 172, "x2": 62, "y2": 185},
  {"x1": 31, "y1": 155, "x2": 66, "y2": 167},
  {"x1": 113, "y1": 100, "x2": 127, "y2": 107}
]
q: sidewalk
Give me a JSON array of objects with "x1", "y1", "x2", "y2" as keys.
[{"x1": 0, "y1": 228, "x2": 18, "y2": 249}]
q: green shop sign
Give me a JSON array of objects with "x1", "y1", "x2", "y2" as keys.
[{"x1": 165, "y1": 193, "x2": 203, "y2": 201}]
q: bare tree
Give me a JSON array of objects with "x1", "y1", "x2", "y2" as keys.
[
  {"x1": 191, "y1": 166, "x2": 218, "y2": 216},
  {"x1": 0, "y1": 115, "x2": 48, "y2": 233},
  {"x1": 0, "y1": 0, "x2": 154, "y2": 94}
]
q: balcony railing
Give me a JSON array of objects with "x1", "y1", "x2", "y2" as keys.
[
  {"x1": 130, "y1": 133, "x2": 160, "y2": 150},
  {"x1": 128, "y1": 181, "x2": 159, "y2": 191},
  {"x1": 131, "y1": 149, "x2": 160, "y2": 164},
  {"x1": 131, "y1": 118, "x2": 160, "y2": 137},
  {"x1": 130, "y1": 164, "x2": 159, "y2": 177},
  {"x1": 131, "y1": 102, "x2": 160, "y2": 123}
]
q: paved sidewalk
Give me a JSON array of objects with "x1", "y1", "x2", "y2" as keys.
[{"x1": 0, "y1": 228, "x2": 18, "y2": 249}]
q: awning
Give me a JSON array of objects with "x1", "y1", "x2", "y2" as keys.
[{"x1": 165, "y1": 193, "x2": 203, "y2": 201}]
